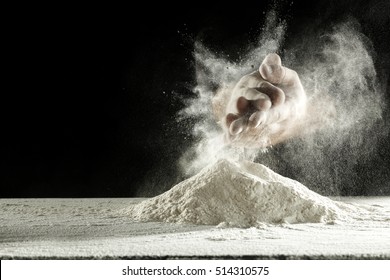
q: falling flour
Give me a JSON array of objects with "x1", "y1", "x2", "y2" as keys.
[{"x1": 128, "y1": 159, "x2": 363, "y2": 227}]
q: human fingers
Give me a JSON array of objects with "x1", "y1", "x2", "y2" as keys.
[
  {"x1": 241, "y1": 89, "x2": 272, "y2": 111},
  {"x1": 259, "y1": 53, "x2": 299, "y2": 85},
  {"x1": 229, "y1": 116, "x2": 247, "y2": 135},
  {"x1": 256, "y1": 81, "x2": 285, "y2": 107},
  {"x1": 230, "y1": 87, "x2": 271, "y2": 115},
  {"x1": 227, "y1": 93, "x2": 270, "y2": 136},
  {"x1": 236, "y1": 71, "x2": 285, "y2": 107},
  {"x1": 248, "y1": 110, "x2": 267, "y2": 128},
  {"x1": 225, "y1": 113, "x2": 240, "y2": 128}
]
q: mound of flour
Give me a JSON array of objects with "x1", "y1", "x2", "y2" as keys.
[{"x1": 129, "y1": 159, "x2": 352, "y2": 227}]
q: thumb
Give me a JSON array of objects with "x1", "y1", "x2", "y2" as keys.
[
  {"x1": 259, "y1": 53, "x2": 297, "y2": 85},
  {"x1": 259, "y1": 53, "x2": 283, "y2": 84}
]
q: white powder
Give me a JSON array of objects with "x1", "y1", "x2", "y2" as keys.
[{"x1": 128, "y1": 159, "x2": 361, "y2": 227}]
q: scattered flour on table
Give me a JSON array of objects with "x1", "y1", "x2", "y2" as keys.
[{"x1": 126, "y1": 159, "x2": 371, "y2": 227}]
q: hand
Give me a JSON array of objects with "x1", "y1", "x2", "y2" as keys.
[{"x1": 222, "y1": 53, "x2": 307, "y2": 148}]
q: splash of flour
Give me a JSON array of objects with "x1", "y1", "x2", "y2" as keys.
[
  {"x1": 129, "y1": 10, "x2": 387, "y2": 227},
  {"x1": 178, "y1": 11, "x2": 287, "y2": 176},
  {"x1": 128, "y1": 159, "x2": 365, "y2": 227},
  {"x1": 178, "y1": 11, "x2": 386, "y2": 195}
]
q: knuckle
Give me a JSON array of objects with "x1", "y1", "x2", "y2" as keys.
[
  {"x1": 290, "y1": 70, "x2": 299, "y2": 80},
  {"x1": 255, "y1": 80, "x2": 266, "y2": 88},
  {"x1": 238, "y1": 74, "x2": 252, "y2": 85},
  {"x1": 275, "y1": 86, "x2": 285, "y2": 96}
]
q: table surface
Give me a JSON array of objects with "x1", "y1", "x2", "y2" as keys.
[{"x1": 1, "y1": 197, "x2": 390, "y2": 259}]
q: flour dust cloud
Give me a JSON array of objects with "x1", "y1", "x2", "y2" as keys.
[
  {"x1": 178, "y1": 10, "x2": 386, "y2": 196},
  {"x1": 129, "y1": 8, "x2": 388, "y2": 227}
]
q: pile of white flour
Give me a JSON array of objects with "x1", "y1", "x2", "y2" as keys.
[{"x1": 128, "y1": 159, "x2": 356, "y2": 227}]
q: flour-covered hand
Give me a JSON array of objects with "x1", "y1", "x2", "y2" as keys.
[{"x1": 222, "y1": 53, "x2": 307, "y2": 147}]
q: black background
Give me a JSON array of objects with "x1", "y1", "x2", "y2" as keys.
[{"x1": 2, "y1": 0, "x2": 389, "y2": 197}]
